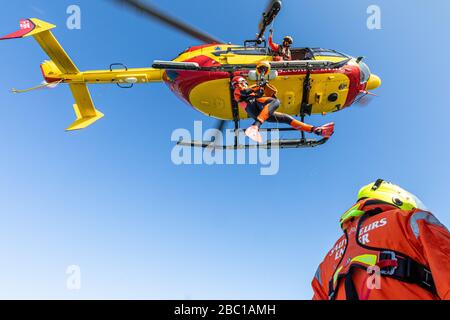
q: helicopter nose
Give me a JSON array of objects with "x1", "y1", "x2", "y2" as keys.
[{"x1": 366, "y1": 74, "x2": 381, "y2": 90}]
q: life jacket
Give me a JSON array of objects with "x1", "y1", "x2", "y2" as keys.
[{"x1": 317, "y1": 200, "x2": 443, "y2": 300}]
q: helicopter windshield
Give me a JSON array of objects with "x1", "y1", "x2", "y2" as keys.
[
  {"x1": 310, "y1": 48, "x2": 349, "y2": 58},
  {"x1": 359, "y1": 61, "x2": 371, "y2": 84}
]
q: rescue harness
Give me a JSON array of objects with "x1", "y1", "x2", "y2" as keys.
[{"x1": 328, "y1": 201, "x2": 437, "y2": 300}]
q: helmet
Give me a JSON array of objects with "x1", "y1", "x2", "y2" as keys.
[
  {"x1": 256, "y1": 61, "x2": 271, "y2": 77},
  {"x1": 231, "y1": 76, "x2": 247, "y2": 88},
  {"x1": 358, "y1": 179, "x2": 427, "y2": 211},
  {"x1": 283, "y1": 36, "x2": 293, "y2": 44},
  {"x1": 340, "y1": 179, "x2": 428, "y2": 227}
]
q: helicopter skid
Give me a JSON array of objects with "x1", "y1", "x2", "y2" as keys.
[{"x1": 176, "y1": 137, "x2": 328, "y2": 150}]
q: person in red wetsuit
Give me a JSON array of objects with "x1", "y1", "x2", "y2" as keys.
[
  {"x1": 231, "y1": 72, "x2": 334, "y2": 143},
  {"x1": 312, "y1": 179, "x2": 450, "y2": 300},
  {"x1": 268, "y1": 29, "x2": 293, "y2": 61}
]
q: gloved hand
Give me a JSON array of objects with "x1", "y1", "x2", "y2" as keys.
[{"x1": 259, "y1": 78, "x2": 268, "y2": 87}]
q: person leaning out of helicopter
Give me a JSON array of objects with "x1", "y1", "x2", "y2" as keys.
[
  {"x1": 268, "y1": 29, "x2": 293, "y2": 61},
  {"x1": 232, "y1": 62, "x2": 334, "y2": 143}
]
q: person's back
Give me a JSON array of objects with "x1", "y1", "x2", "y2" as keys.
[{"x1": 312, "y1": 180, "x2": 450, "y2": 300}]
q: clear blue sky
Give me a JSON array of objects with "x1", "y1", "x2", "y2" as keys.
[{"x1": 0, "y1": 0, "x2": 449, "y2": 299}]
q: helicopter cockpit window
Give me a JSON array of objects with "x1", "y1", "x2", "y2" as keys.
[
  {"x1": 290, "y1": 48, "x2": 314, "y2": 60},
  {"x1": 359, "y1": 61, "x2": 371, "y2": 84},
  {"x1": 310, "y1": 48, "x2": 349, "y2": 58}
]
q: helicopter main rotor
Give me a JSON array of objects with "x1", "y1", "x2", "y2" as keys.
[
  {"x1": 113, "y1": 0, "x2": 223, "y2": 43},
  {"x1": 113, "y1": 0, "x2": 283, "y2": 46}
]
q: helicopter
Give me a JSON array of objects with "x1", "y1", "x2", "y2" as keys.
[{"x1": 0, "y1": 0, "x2": 381, "y2": 149}]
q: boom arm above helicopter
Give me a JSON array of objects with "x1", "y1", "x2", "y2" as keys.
[{"x1": 256, "y1": 0, "x2": 282, "y2": 43}]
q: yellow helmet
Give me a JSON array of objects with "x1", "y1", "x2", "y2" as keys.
[
  {"x1": 358, "y1": 179, "x2": 427, "y2": 211},
  {"x1": 340, "y1": 179, "x2": 427, "y2": 227}
]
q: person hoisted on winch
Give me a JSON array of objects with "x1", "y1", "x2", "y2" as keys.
[{"x1": 232, "y1": 62, "x2": 334, "y2": 143}]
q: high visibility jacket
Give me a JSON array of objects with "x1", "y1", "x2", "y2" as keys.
[{"x1": 312, "y1": 201, "x2": 450, "y2": 300}]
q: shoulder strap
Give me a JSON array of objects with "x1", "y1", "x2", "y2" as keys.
[{"x1": 356, "y1": 213, "x2": 437, "y2": 295}]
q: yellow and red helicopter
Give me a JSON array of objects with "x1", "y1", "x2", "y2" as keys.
[{"x1": 0, "y1": 0, "x2": 381, "y2": 149}]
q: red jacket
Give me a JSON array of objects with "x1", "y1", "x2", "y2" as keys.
[{"x1": 312, "y1": 201, "x2": 450, "y2": 300}]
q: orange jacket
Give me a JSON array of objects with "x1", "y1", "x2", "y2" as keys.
[
  {"x1": 233, "y1": 85, "x2": 275, "y2": 109},
  {"x1": 312, "y1": 201, "x2": 450, "y2": 300}
]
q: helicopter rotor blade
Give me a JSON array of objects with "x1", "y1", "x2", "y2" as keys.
[
  {"x1": 112, "y1": 0, "x2": 223, "y2": 44},
  {"x1": 257, "y1": 0, "x2": 282, "y2": 40}
]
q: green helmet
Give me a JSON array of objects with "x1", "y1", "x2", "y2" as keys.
[{"x1": 340, "y1": 179, "x2": 428, "y2": 226}]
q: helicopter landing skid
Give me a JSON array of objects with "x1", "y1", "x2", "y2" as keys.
[
  {"x1": 176, "y1": 137, "x2": 328, "y2": 150},
  {"x1": 176, "y1": 127, "x2": 329, "y2": 150}
]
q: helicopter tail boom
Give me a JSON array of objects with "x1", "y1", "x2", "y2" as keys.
[
  {"x1": 0, "y1": 18, "x2": 104, "y2": 130},
  {"x1": 1, "y1": 18, "x2": 165, "y2": 130}
]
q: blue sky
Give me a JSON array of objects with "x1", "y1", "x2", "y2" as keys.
[{"x1": 0, "y1": 0, "x2": 449, "y2": 299}]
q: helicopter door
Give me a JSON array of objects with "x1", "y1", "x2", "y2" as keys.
[
  {"x1": 290, "y1": 48, "x2": 314, "y2": 61},
  {"x1": 308, "y1": 73, "x2": 350, "y2": 114}
]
